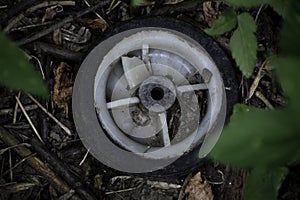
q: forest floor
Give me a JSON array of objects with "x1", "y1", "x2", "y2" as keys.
[{"x1": 0, "y1": 0, "x2": 299, "y2": 199}]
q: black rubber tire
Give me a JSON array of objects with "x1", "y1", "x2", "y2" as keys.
[{"x1": 73, "y1": 16, "x2": 238, "y2": 177}]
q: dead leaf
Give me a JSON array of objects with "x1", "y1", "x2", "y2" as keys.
[
  {"x1": 79, "y1": 18, "x2": 108, "y2": 32},
  {"x1": 53, "y1": 62, "x2": 74, "y2": 114},
  {"x1": 184, "y1": 172, "x2": 214, "y2": 200},
  {"x1": 203, "y1": 1, "x2": 221, "y2": 27},
  {"x1": 94, "y1": 174, "x2": 103, "y2": 190},
  {"x1": 42, "y1": 4, "x2": 63, "y2": 23}
]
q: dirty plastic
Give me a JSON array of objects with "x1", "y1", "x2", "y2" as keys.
[{"x1": 72, "y1": 17, "x2": 238, "y2": 175}]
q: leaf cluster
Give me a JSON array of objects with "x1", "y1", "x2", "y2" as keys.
[
  {"x1": 0, "y1": 32, "x2": 48, "y2": 96},
  {"x1": 205, "y1": 0, "x2": 300, "y2": 199}
]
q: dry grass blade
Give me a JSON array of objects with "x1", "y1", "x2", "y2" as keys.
[
  {"x1": 105, "y1": 182, "x2": 143, "y2": 195},
  {"x1": 15, "y1": 96, "x2": 44, "y2": 143},
  {"x1": 0, "y1": 143, "x2": 31, "y2": 155},
  {"x1": 1, "y1": 153, "x2": 36, "y2": 178},
  {"x1": 79, "y1": 149, "x2": 89, "y2": 166},
  {"x1": 13, "y1": 92, "x2": 21, "y2": 124},
  {"x1": 0, "y1": 126, "x2": 80, "y2": 200},
  {"x1": 27, "y1": 94, "x2": 72, "y2": 136},
  {"x1": 0, "y1": 182, "x2": 36, "y2": 193},
  {"x1": 246, "y1": 58, "x2": 273, "y2": 102}
]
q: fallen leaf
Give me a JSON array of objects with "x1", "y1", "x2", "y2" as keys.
[
  {"x1": 185, "y1": 172, "x2": 214, "y2": 200},
  {"x1": 79, "y1": 18, "x2": 108, "y2": 32},
  {"x1": 203, "y1": 1, "x2": 221, "y2": 27},
  {"x1": 53, "y1": 62, "x2": 74, "y2": 114},
  {"x1": 42, "y1": 4, "x2": 63, "y2": 23}
]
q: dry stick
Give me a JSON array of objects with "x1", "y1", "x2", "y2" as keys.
[
  {"x1": 29, "y1": 138, "x2": 98, "y2": 200},
  {"x1": 0, "y1": 126, "x2": 81, "y2": 200},
  {"x1": 4, "y1": 1, "x2": 76, "y2": 32},
  {"x1": 16, "y1": 0, "x2": 111, "y2": 46},
  {"x1": 34, "y1": 42, "x2": 84, "y2": 62},
  {"x1": 27, "y1": 94, "x2": 72, "y2": 136},
  {"x1": 13, "y1": 92, "x2": 21, "y2": 124},
  {"x1": 0, "y1": 0, "x2": 43, "y2": 25},
  {"x1": 15, "y1": 96, "x2": 44, "y2": 143},
  {"x1": 1, "y1": 153, "x2": 36, "y2": 178},
  {"x1": 83, "y1": 0, "x2": 109, "y2": 28},
  {"x1": 255, "y1": 91, "x2": 274, "y2": 110},
  {"x1": 0, "y1": 105, "x2": 38, "y2": 116},
  {"x1": 0, "y1": 143, "x2": 31, "y2": 155},
  {"x1": 8, "y1": 150, "x2": 12, "y2": 182}
]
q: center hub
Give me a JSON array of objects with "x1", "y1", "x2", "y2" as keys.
[{"x1": 139, "y1": 76, "x2": 177, "y2": 113}]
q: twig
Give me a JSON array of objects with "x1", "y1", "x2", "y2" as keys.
[
  {"x1": 58, "y1": 189, "x2": 75, "y2": 200},
  {"x1": 106, "y1": 0, "x2": 121, "y2": 14},
  {"x1": 34, "y1": 42, "x2": 84, "y2": 62},
  {"x1": 29, "y1": 138, "x2": 98, "y2": 200},
  {"x1": 16, "y1": 0, "x2": 111, "y2": 46},
  {"x1": 0, "y1": 182, "x2": 36, "y2": 194},
  {"x1": 246, "y1": 58, "x2": 272, "y2": 102},
  {"x1": 255, "y1": 4, "x2": 264, "y2": 23},
  {"x1": 2, "y1": 153, "x2": 36, "y2": 178},
  {"x1": 1, "y1": 0, "x2": 43, "y2": 26},
  {"x1": 105, "y1": 182, "x2": 143, "y2": 195},
  {"x1": 30, "y1": 55, "x2": 45, "y2": 80},
  {"x1": 146, "y1": 180, "x2": 181, "y2": 189},
  {"x1": 0, "y1": 105, "x2": 38, "y2": 116},
  {"x1": 9, "y1": 150, "x2": 12, "y2": 181},
  {"x1": 83, "y1": 0, "x2": 108, "y2": 22},
  {"x1": 4, "y1": 1, "x2": 76, "y2": 32},
  {"x1": 79, "y1": 149, "x2": 89, "y2": 166},
  {"x1": 255, "y1": 91, "x2": 274, "y2": 110},
  {"x1": 15, "y1": 96, "x2": 44, "y2": 143},
  {"x1": 27, "y1": 94, "x2": 72, "y2": 136},
  {"x1": 10, "y1": 21, "x2": 53, "y2": 31},
  {"x1": 13, "y1": 92, "x2": 21, "y2": 124},
  {"x1": 0, "y1": 126, "x2": 81, "y2": 200},
  {"x1": 0, "y1": 143, "x2": 31, "y2": 155}
]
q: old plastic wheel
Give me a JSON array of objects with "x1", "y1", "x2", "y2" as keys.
[{"x1": 72, "y1": 17, "x2": 238, "y2": 175}]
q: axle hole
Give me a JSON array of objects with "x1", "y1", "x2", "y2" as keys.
[{"x1": 151, "y1": 87, "x2": 164, "y2": 101}]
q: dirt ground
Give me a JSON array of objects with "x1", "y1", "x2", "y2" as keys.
[{"x1": 0, "y1": 0, "x2": 299, "y2": 200}]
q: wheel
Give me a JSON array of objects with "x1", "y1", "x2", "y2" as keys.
[{"x1": 72, "y1": 17, "x2": 238, "y2": 175}]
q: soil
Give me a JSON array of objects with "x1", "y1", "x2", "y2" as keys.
[{"x1": 0, "y1": 0, "x2": 298, "y2": 200}]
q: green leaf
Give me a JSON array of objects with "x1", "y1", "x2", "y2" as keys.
[
  {"x1": 229, "y1": 13, "x2": 257, "y2": 78},
  {"x1": 279, "y1": 0, "x2": 300, "y2": 58},
  {"x1": 274, "y1": 57, "x2": 300, "y2": 114},
  {"x1": 268, "y1": 0, "x2": 290, "y2": 18},
  {"x1": 131, "y1": 0, "x2": 145, "y2": 7},
  {"x1": 0, "y1": 31, "x2": 48, "y2": 97},
  {"x1": 210, "y1": 104, "x2": 300, "y2": 168},
  {"x1": 205, "y1": 8, "x2": 237, "y2": 36},
  {"x1": 224, "y1": 0, "x2": 269, "y2": 8},
  {"x1": 244, "y1": 167, "x2": 288, "y2": 200}
]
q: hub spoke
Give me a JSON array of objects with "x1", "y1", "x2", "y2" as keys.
[
  {"x1": 158, "y1": 112, "x2": 170, "y2": 147},
  {"x1": 177, "y1": 83, "x2": 208, "y2": 93},
  {"x1": 107, "y1": 97, "x2": 140, "y2": 109},
  {"x1": 121, "y1": 56, "x2": 151, "y2": 89}
]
